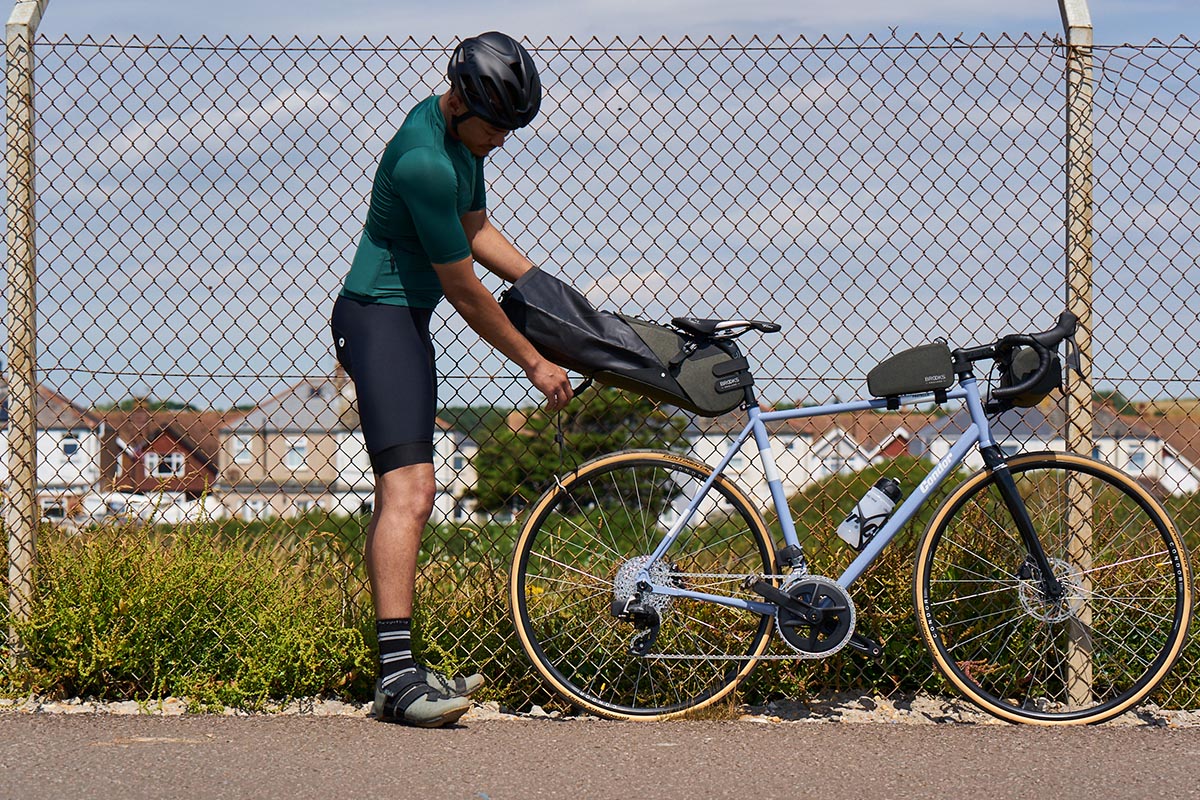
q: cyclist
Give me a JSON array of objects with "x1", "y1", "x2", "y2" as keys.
[{"x1": 330, "y1": 31, "x2": 573, "y2": 727}]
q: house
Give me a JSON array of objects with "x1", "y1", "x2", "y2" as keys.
[
  {"x1": 0, "y1": 381, "x2": 112, "y2": 519},
  {"x1": 220, "y1": 370, "x2": 478, "y2": 522},
  {"x1": 98, "y1": 400, "x2": 243, "y2": 501},
  {"x1": 1110, "y1": 412, "x2": 1200, "y2": 496},
  {"x1": 911, "y1": 401, "x2": 1200, "y2": 496},
  {"x1": 218, "y1": 376, "x2": 349, "y2": 520},
  {"x1": 329, "y1": 373, "x2": 478, "y2": 523}
]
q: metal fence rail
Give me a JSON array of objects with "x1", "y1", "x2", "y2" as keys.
[{"x1": 5, "y1": 32, "x2": 1200, "y2": 709}]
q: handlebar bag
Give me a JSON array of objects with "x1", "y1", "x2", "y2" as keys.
[
  {"x1": 500, "y1": 267, "x2": 748, "y2": 417},
  {"x1": 999, "y1": 346, "x2": 1062, "y2": 407}
]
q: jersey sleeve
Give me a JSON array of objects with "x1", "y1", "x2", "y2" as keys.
[
  {"x1": 391, "y1": 147, "x2": 472, "y2": 264},
  {"x1": 470, "y1": 157, "x2": 486, "y2": 212}
]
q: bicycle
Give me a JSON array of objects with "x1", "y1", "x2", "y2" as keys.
[{"x1": 507, "y1": 311, "x2": 1193, "y2": 724}]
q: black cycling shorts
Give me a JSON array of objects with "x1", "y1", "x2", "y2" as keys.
[{"x1": 330, "y1": 294, "x2": 436, "y2": 475}]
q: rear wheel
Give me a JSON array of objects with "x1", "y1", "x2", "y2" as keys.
[
  {"x1": 510, "y1": 450, "x2": 776, "y2": 720},
  {"x1": 914, "y1": 452, "x2": 1192, "y2": 724}
]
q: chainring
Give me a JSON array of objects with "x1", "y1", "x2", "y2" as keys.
[{"x1": 775, "y1": 575, "x2": 856, "y2": 659}]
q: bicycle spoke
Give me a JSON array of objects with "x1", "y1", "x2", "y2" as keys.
[{"x1": 512, "y1": 453, "x2": 774, "y2": 718}]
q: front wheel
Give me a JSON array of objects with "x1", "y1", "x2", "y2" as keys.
[
  {"x1": 509, "y1": 450, "x2": 777, "y2": 720},
  {"x1": 914, "y1": 452, "x2": 1192, "y2": 724}
]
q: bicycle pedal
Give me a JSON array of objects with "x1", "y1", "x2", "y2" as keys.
[{"x1": 848, "y1": 632, "x2": 883, "y2": 660}]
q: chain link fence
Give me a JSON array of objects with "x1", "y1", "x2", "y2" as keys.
[{"x1": 5, "y1": 31, "x2": 1200, "y2": 709}]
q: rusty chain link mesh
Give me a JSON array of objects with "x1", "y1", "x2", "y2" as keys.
[{"x1": 6, "y1": 32, "x2": 1200, "y2": 710}]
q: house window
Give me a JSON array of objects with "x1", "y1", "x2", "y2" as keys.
[
  {"x1": 243, "y1": 499, "x2": 267, "y2": 521},
  {"x1": 145, "y1": 451, "x2": 185, "y2": 478},
  {"x1": 294, "y1": 499, "x2": 317, "y2": 515},
  {"x1": 61, "y1": 437, "x2": 80, "y2": 458},
  {"x1": 452, "y1": 455, "x2": 466, "y2": 471},
  {"x1": 40, "y1": 499, "x2": 65, "y2": 519},
  {"x1": 233, "y1": 434, "x2": 255, "y2": 465},
  {"x1": 285, "y1": 436, "x2": 309, "y2": 470},
  {"x1": 1124, "y1": 446, "x2": 1150, "y2": 475}
]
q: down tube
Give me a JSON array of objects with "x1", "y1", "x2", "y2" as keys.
[{"x1": 838, "y1": 423, "x2": 981, "y2": 587}]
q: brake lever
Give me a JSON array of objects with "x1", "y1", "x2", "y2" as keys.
[{"x1": 1065, "y1": 334, "x2": 1083, "y2": 377}]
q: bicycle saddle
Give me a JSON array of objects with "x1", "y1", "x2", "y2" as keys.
[{"x1": 671, "y1": 317, "x2": 782, "y2": 338}]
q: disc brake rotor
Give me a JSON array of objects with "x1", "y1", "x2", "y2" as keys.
[{"x1": 1018, "y1": 557, "x2": 1085, "y2": 623}]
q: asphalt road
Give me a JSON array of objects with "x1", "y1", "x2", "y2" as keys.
[{"x1": 2, "y1": 713, "x2": 1199, "y2": 800}]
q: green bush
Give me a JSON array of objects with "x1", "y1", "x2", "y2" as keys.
[{"x1": 1, "y1": 523, "x2": 373, "y2": 710}]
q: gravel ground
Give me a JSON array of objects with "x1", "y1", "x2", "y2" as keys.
[{"x1": 4, "y1": 692, "x2": 1198, "y2": 727}]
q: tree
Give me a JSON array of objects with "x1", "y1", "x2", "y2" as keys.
[
  {"x1": 1093, "y1": 389, "x2": 1134, "y2": 416},
  {"x1": 472, "y1": 387, "x2": 690, "y2": 512}
]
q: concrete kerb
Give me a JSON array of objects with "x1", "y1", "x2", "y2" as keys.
[{"x1": 2, "y1": 693, "x2": 1198, "y2": 727}]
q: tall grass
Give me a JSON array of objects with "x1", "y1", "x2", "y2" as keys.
[{"x1": 1, "y1": 523, "x2": 374, "y2": 709}]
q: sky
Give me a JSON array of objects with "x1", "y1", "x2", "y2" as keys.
[
  {"x1": 28, "y1": 0, "x2": 1200, "y2": 44},
  {"x1": 20, "y1": 0, "x2": 1200, "y2": 411}
]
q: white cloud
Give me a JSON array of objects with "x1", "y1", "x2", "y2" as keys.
[{"x1": 105, "y1": 86, "x2": 351, "y2": 168}]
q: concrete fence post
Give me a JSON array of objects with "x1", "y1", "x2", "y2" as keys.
[
  {"x1": 4, "y1": 0, "x2": 48, "y2": 660},
  {"x1": 1059, "y1": 0, "x2": 1096, "y2": 710}
]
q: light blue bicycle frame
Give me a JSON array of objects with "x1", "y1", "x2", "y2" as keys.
[{"x1": 632, "y1": 375, "x2": 998, "y2": 617}]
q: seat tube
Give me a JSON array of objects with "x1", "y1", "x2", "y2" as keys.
[{"x1": 748, "y1": 407, "x2": 800, "y2": 548}]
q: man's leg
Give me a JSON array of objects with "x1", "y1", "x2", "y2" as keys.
[
  {"x1": 366, "y1": 463, "x2": 480, "y2": 726},
  {"x1": 367, "y1": 463, "x2": 435, "y2": 619}
]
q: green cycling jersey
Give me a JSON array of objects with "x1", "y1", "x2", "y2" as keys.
[{"x1": 340, "y1": 95, "x2": 486, "y2": 308}]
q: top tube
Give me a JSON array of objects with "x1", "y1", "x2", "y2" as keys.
[{"x1": 754, "y1": 388, "x2": 969, "y2": 424}]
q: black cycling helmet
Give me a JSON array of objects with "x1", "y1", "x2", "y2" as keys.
[{"x1": 447, "y1": 31, "x2": 541, "y2": 131}]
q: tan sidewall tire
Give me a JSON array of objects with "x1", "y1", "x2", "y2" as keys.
[
  {"x1": 509, "y1": 449, "x2": 777, "y2": 720},
  {"x1": 913, "y1": 451, "x2": 1193, "y2": 725}
]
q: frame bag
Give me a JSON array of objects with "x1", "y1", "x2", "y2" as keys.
[{"x1": 499, "y1": 268, "x2": 749, "y2": 417}]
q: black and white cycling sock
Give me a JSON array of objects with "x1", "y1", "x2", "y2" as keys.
[{"x1": 376, "y1": 617, "x2": 418, "y2": 690}]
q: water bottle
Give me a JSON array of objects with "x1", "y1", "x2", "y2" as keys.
[{"x1": 837, "y1": 477, "x2": 903, "y2": 550}]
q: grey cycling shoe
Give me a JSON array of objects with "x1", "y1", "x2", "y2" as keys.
[
  {"x1": 372, "y1": 672, "x2": 471, "y2": 728},
  {"x1": 421, "y1": 665, "x2": 485, "y2": 699}
]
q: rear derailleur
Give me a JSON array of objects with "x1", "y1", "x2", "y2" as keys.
[{"x1": 611, "y1": 592, "x2": 661, "y2": 657}]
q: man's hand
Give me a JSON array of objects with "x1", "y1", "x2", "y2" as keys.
[{"x1": 527, "y1": 358, "x2": 573, "y2": 412}]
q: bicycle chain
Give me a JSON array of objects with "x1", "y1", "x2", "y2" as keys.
[
  {"x1": 670, "y1": 572, "x2": 793, "y2": 581},
  {"x1": 642, "y1": 653, "x2": 820, "y2": 661},
  {"x1": 641, "y1": 572, "x2": 814, "y2": 660}
]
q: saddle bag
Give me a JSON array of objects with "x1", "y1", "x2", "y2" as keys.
[
  {"x1": 866, "y1": 341, "x2": 954, "y2": 400},
  {"x1": 499, "y1": 267, "x2": 750, "y2": 417}
]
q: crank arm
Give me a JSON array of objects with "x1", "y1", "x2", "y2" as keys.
[
  {"x1": 745, "y1": 578, "x2": 821, "y2": 624},
  {"x1": 847, "y1": 632, "x2": 883, "y2": 660}
]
